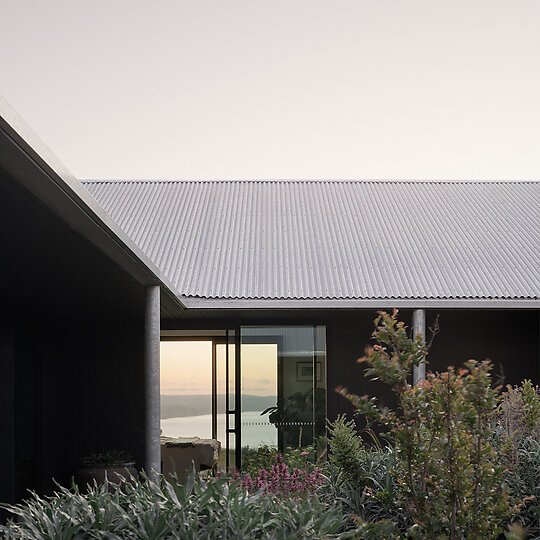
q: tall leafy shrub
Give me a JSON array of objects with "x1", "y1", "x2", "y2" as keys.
[
  {"x1": 498, "y1": 380, "x2": 540, "y2": 467},
  {"x1": 327, "y1": 416, "x2": 366, "y2": 484},
  {"x1": 326, "y1": 416, "x2": 401, "y2": 528},
  {"x1": 498, "y1": 380, "x2": 540, "y2": 537},
  {"x1": 337, "y1": 310, "x2": 509, "y2": 539}
]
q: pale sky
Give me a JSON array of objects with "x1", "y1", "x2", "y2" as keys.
[
  {"x1": 160, "y1": 341, "x2": 213, "y2": 395},
  {"x1": 1, "y1": 0, "x2": 539, "y2": 180}
]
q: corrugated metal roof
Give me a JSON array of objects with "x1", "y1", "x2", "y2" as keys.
[{"x1": 83, "y1": 181, "x2": 540, "y2": 301}]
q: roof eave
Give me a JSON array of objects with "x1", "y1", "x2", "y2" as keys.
[
  {"x1": 181, "y1": 297, "x2": 540, "y2": 309},
  {"x1": 0, "y1": 97, "x2": 186, "y2": 314}
]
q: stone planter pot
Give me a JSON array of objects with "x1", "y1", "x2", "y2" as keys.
[{"x1": 161, "y1": 436, "x2": 220, "y2": 484}]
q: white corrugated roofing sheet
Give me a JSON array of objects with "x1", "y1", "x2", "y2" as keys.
[{"x1": 83, "y1": 181, "x2": 540, "y2": 301}]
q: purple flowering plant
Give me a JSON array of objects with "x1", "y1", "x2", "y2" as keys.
[{"x1": 231, "y1": 453, "x2": 325, "y2": 497}]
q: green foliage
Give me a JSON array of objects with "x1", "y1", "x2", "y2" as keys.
[
  {"x1": 241, "y1": 443, "x2": 323, "y2": 477},
  {"x1": 283, "y1": 444, "x2": 321, "y2": 471},
  {"x1": 504, "y1": 437, "x2": 540, "y2": 538},
  {"x1": 0, "y1": 471, "x2": 345, "y2": 539},
  {"x1": 344, "y1": 519, "x2": 402, "y2": 540},
  {"x1": 521, "y1": 380, "x2": 540, "y2": 430},
  {"x1": 327, "y1": 416, "x2": 366, "y2": 484},
  {"x1": 497, "y1": 381, "x2": 540, "y2": 539},
  {"x1": 324, "y1": 416, "x2": 404, "y2": 529},
  {"x1": 80, "y1": 449, "x2": 135, "y2": 465},
  {"x1": 318, "y1": 463, "x2": 405, "y2": 533},
  {"x1": 337, "y1": 310, "x2": 510, "y2": 539},
  {"x1": 241, "y1": 445, "x2": 279, "y2": 475},
  {"x1": 498, "y1": 380, "x2": 540, "y2": 468}
]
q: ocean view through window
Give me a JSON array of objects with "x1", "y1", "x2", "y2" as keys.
[{"x1": 160, "y1": 327, "x2": 327, "y2": 468}]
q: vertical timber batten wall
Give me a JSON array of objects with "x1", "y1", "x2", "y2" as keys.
[
  {"x1": 0, "y1": 313, "x2": 15, "y2": 507},
  {"x1": 144, "y1": 286, "x2": 161, "y2": 474},
  {"x1": 325, "y1": 309, "x2": 539, "y2": 425}
]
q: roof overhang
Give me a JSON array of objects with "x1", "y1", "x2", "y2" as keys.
[{"x1": 0, "y1": 97, "x2": 186, "y2": 317}]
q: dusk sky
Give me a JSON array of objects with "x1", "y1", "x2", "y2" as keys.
[
  {"x1": 1, "y1": 1, "x2": 539, "y2": 180},
  {"x1": 160, "y1": 342, "x2": 277, "y2": 396}
]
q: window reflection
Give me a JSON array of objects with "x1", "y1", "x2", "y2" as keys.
[
  {"x1": 240, "y1": 327, "x2": 327, "y2": 462},
  {"x1": 160, "y1": 341, "x2": 213, "y2": 439}
]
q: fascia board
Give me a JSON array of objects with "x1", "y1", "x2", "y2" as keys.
[{"x1": 181, "y1": 297, "x2": 540, "y2": 309}]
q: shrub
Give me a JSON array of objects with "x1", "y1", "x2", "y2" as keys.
[
  {"x1": 496, "y1": 381, "x2": 540, "y2": 537},
  {"x1": 344, "y1": 519, "x2": 402, "y2": 540},
  {"x1": 328, "y1": 415, "x2": 366, "y2": 484},
  {"x1": 241, "y1": 443, "x2": 323, "y2": 478},
  {"x1": 283, "y1": 443, "x2": 325, "y2": 471},
  {"x1": 337, "y1": 310, "x2": 510, "y2": 539},
  {"x1": 0, "y1": 471, "x2": 343, "y2": 539},
  {"x1": 498, "y1": 380, "x2": 540, "y2": 468},
  {"x1": 326, "y1": 415, "x2": 404, "y2": 528},
  {"x1": 505, "y1": 437, "x2": 540, "y2": 538},
  {"x1": 233, "y1": 453, "x2": 325, "y2": 497},
  {"x1": 241, "y1": 445, "x2": 279, "y2": 475}
]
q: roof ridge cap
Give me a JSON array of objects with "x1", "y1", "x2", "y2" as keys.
[{"x1": 81, "y1": 179, "x2": 540, "y2": 185}]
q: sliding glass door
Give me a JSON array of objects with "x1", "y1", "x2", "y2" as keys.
[
  {"x1": 239, "y1": 326, "x2": 326, "y2": 464},
  {"x1": 160, "y1": 326, "x2": 326, "y2": 470},
  {"x1": 160, "y1": 331, "x2": 236, "y2": 469}
]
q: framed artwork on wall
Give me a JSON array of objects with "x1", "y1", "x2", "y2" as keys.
[{"x1": 296, "y1": 361, "x2": 322, "y2": 382}]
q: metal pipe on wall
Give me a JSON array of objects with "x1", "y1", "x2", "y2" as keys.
[
  {"x1": 412, "y1": 308, "x2": 426, "y2": 385},
  {"x1": 144, "y1": 285, "x2": 161, "y2": 475}
]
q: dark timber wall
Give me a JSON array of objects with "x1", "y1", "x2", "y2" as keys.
[
  {"x1": 326, "y1": 309, "x2": 540, "y2": 425},
  {"x1": 427, "y1": 310, "x2": 539, "y2": 385},
  {"x1": 163, "y1": 308, "x2": 540, "y2": 436},
  {"x1": 0, "y1": 304, "x2": 146, "y2": 506}
]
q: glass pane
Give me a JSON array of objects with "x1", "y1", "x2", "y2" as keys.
[
  {"x1": 228, "y1": 432, "x2": 236, "y2": 470},
  {"x1": 216, "y1": 343, "x2": 227, "y2": 468},
  {"x1": 314, "y1": 326, "x2": 327, "y2": 460},
  {"x1": 240, "y1": 342, "x2": 278, "y2": 456},
  {"x1": 160, "y1": 341, "x2": 213, "y2": 439},
  {"x1": 240, "y1": 327, "x2": 327, "y2": 465}
]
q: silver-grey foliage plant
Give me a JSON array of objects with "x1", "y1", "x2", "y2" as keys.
[{"x1": 0, "y1": 470, "x2": 344, "y2": 540}]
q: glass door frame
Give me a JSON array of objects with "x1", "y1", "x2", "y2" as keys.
[{"x1": 231, "y1": 327, "x2": 241, "y2": 470}]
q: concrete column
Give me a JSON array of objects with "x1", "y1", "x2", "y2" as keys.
[
  {"x1": 412, "y1": 309, "x2": 426, "y2": 385},
  {"x1": 144, "y1": 285, "x2": 161, "y2": 475}
]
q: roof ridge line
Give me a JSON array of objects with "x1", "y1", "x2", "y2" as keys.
[{"x1": 81, "y1": 179, "x2": 540, "y2": 185}]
